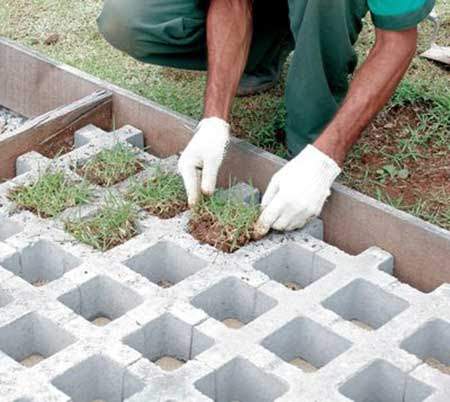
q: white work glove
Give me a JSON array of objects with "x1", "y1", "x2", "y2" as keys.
[
  {"x1": 254, "y1": 145, "x2": 341, "y2": 237},
  {"x1": 178, "y1": 117, "x2": 230, "y2": 206}
]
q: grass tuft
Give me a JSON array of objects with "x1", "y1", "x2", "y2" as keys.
[
  {"x1": 64, "y1": 195, "x2": 138, "y2": 251},
  {"x1": 188, "y1": 190, "x2": 260, "y2": 253},
  {"x1": 78, "y1": 143, "x2": 143, "y2": 187},
  {"x1": 8, "y1": 170, "x2": 91, "y2": 218},
  {"x1": 127, "y1": 167, "x2": 188, "y2": 219}
]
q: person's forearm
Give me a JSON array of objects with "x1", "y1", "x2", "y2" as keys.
[
  {"x1": 203, "y1": 0, "x2": 253, "y2": 120},
  {"x1": 314, "y1": 28, "x2": 418, "y2": 166}
]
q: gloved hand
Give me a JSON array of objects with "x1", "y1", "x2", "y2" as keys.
[
  {"x1": 254, "y1": 145, "x2": 341, "y2": 237},
  {"x1": 178, "y1": 117, "x2": 230, "y2": 206}
]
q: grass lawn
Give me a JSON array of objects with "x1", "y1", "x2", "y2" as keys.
[{"x1": 1, "y1": 0, "x2": 449, "y2": 230}]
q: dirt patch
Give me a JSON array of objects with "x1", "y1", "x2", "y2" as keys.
[
  {"x1": 289, "y1": 357, "x2": 317, "y2": 373},
  {"x1": 21, "y1": 353, "x2": 45, "y2": 368},
  {"x1": 78, "y1": 161, "x2": 143, "y2": 187},
  {"x1": 155, "y1": 356, "x2": 185, "y2": 371},
  {"x1": 222, "y1": 318, "x2": 244, "y2": 329},
  {"x1": 342, "y1": 101, "x2": 450, "y2": 230},
  {"x1": 284, "y1": 282, "x2": 302, "y2": 291},
  {"x1": 40, "y1": 136, "x2": 74, "y2": 159},
  {"x1": 425, "y1": 358, "x2": 450, "y2": 375},
  {"x1": 350, "y1": 319, "x2": 373, "y2": 331},
  {"x1": 157, "y1": 280, "x2": 174, "y2": 288},
  {"x1": 188, "y1": 211, "x2": 257, "y2": 253},
  {"x1": 91, "y1": 316, "x2": 112, "y2": 327},
  {"x1": 32, "y1": 279, "x2": 48, "y2": 287}
]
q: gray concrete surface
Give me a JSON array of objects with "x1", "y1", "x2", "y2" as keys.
[{"x1": 0, "y1": 125, "x2": 449, "y2": 401}]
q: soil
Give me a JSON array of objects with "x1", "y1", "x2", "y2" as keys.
[
  {"x1": 350, "y1": 319, "x2": 373, "y2": 331},
  {"x1": 157, "y1": 280, "x2": 174, "y2": 288},
  {"x1": 155, "y1": 356, "x2": 185, "y2": 371},
  {"x1": 188, "y1": 211, "x2": 257, "y2": 253},
  {"x1": 289, "y1": 357, "x2": 317, "y2": 373},
  {"x1": 144, "y1": 200, "x2": 188, "y2": 220},
  {"x1": 91, "y1": 316, "x2": 112, "y2": 326},
  {"x1": 342, "y1": 102, "x2": 450, "y2": 229},
  {"x1": 21, "y1": 353, "x2": 45, "y2": 367},
  {"x1": 284, "y1": 281, "x2": 302, "y2": 291},
  {"x1": 40, "y1": 136, "x2": 74, "y2": 159},
  {"x1": 78, "y1": 161, "x2": 143, "y2": 187},
  {"x1": 44, "y1": 33, "x2": 60, "y2": 46},
  {"x1": 222, "y1": 318, "x2": 244, "y2": 329},
  {"x1": 425, "y1": 358, "x2": 450, "y2": 375},
  {"x1": 32, "y1": 279, "x2": 48, "y2": 287}
]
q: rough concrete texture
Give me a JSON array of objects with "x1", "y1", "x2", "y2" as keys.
[
  {"x1": 0, "y1": 106, "x2": 27, "y2": 136},
  {"x1": 0, "y1": 124, "x2": 449, "y2": 402}
]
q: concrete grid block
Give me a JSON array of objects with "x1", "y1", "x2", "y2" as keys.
[{"x1": 0, "y1": 123, "x2": 448, "y2": 401}]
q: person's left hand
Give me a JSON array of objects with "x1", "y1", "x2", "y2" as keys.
[{"x1": 254, "y1": 145, "x2": 341, "y2": 237}]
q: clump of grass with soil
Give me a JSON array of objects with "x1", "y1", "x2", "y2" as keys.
[
  {"x1": 8, "y1": 170, "x2": 91, "y2": 218},
  {"x1": 64, "y1": 195, "x2": 138, "y2": 251},
  {"x1": 188, "y1": 191, "x2": 260, "y2": 253},
  {"x1": 78, "y1": 143, "x2": 144, "y2": 187},
  {"x1": 127, "y1": 167, "x2": 188, "y2": 219}
]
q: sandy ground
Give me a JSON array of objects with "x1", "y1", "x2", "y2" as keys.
[
  {"x1": 21, "y1": 353, "x2": 45, "y2": 367},
  {"x1": 222, "y1": 318, "x2": 245, "y2": 329},
  {"x1": 155, "y1": 356, "x2": 185, "y2": 371},
  {"x1": 350, "y1": 319, "x2": 374, "y2": 331},
  {"x1": 91, "y1": 316, "x2": 112, "y2": 326},
  {"x1": 426, "y1": 358, "x2": 450, "y2": 375},
  {"x1": 290, "y1": 357, "x2": 317, "y2": 373}
]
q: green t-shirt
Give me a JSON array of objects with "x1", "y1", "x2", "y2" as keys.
[{"x1": 369, "y1": 0, "x2": 435, "y2": 30}]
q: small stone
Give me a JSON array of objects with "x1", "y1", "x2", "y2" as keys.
[{"x1": 44, "y1": 33, "x2": 60, "y2": 46}]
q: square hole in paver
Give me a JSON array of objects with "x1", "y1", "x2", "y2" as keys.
[
  {"x1": 0, "y1": 239, "x2": 81, "y2": 287},
  {"x1": 0, "y1": 312, "x2": 76, "y2": 367},
  {"x1": 322, "y1": 279, "x2": 409, "y2": 330},
  {"x1": 0, "y1": 217, "x2": 23, "y2": 241},
  {"x1": 401, "y1": 319, "x2": 450, "y2": 375},
  {"x1": 123, "y1": 312, "x2": 214, "y2": 371},
  {"x1": 124, "y1": 241, "x2": 207, "y2": 288},
  {"x1": 253, "y1": 243, "x2": 334, "y2": 291},
  {"x1": 195, "y1": 357, "x2": 288, "y2": 402},
  {"x1": 191, "y1": 277, "x2": 277, "y2": 329},
  {"x1": 261, "y1": 317, "x2": 352, "y2": 372},
  {"x1": 339, "y1": 359, "x2": 434, "y2": 402},
  {"x1": 52, "y1": 354, "x2": 144, "y2": 402},
  {"x1": 58, "y1": 275, "x2": 143, "y2": 326}
]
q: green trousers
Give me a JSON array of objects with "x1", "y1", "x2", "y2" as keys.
[{"x1": 98, "y1": 0, "x2": 368, "y2": 155}]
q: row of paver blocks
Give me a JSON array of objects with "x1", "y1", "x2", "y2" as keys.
[{"x1": 0, "y1": 124, "x2": 449, "y2": 402}]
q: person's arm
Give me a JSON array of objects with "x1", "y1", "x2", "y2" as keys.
[
  {"x1": 314, "y1": 27, "x2": 418, "y2": 165},
  {"x1": 255, "y1": 27, "x2": 418, "y2": 236},
  {"x1": 178, "y1": 0, "x2": 253, "y2": 206}
]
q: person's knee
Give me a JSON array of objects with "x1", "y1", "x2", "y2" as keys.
[{"x1": 97, "y1": 0, "x2": 143, "y2": 57}]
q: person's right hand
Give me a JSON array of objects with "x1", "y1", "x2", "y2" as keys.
[{"x1": 178, "y1": 117, "x2": 230, "y2": 207}]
